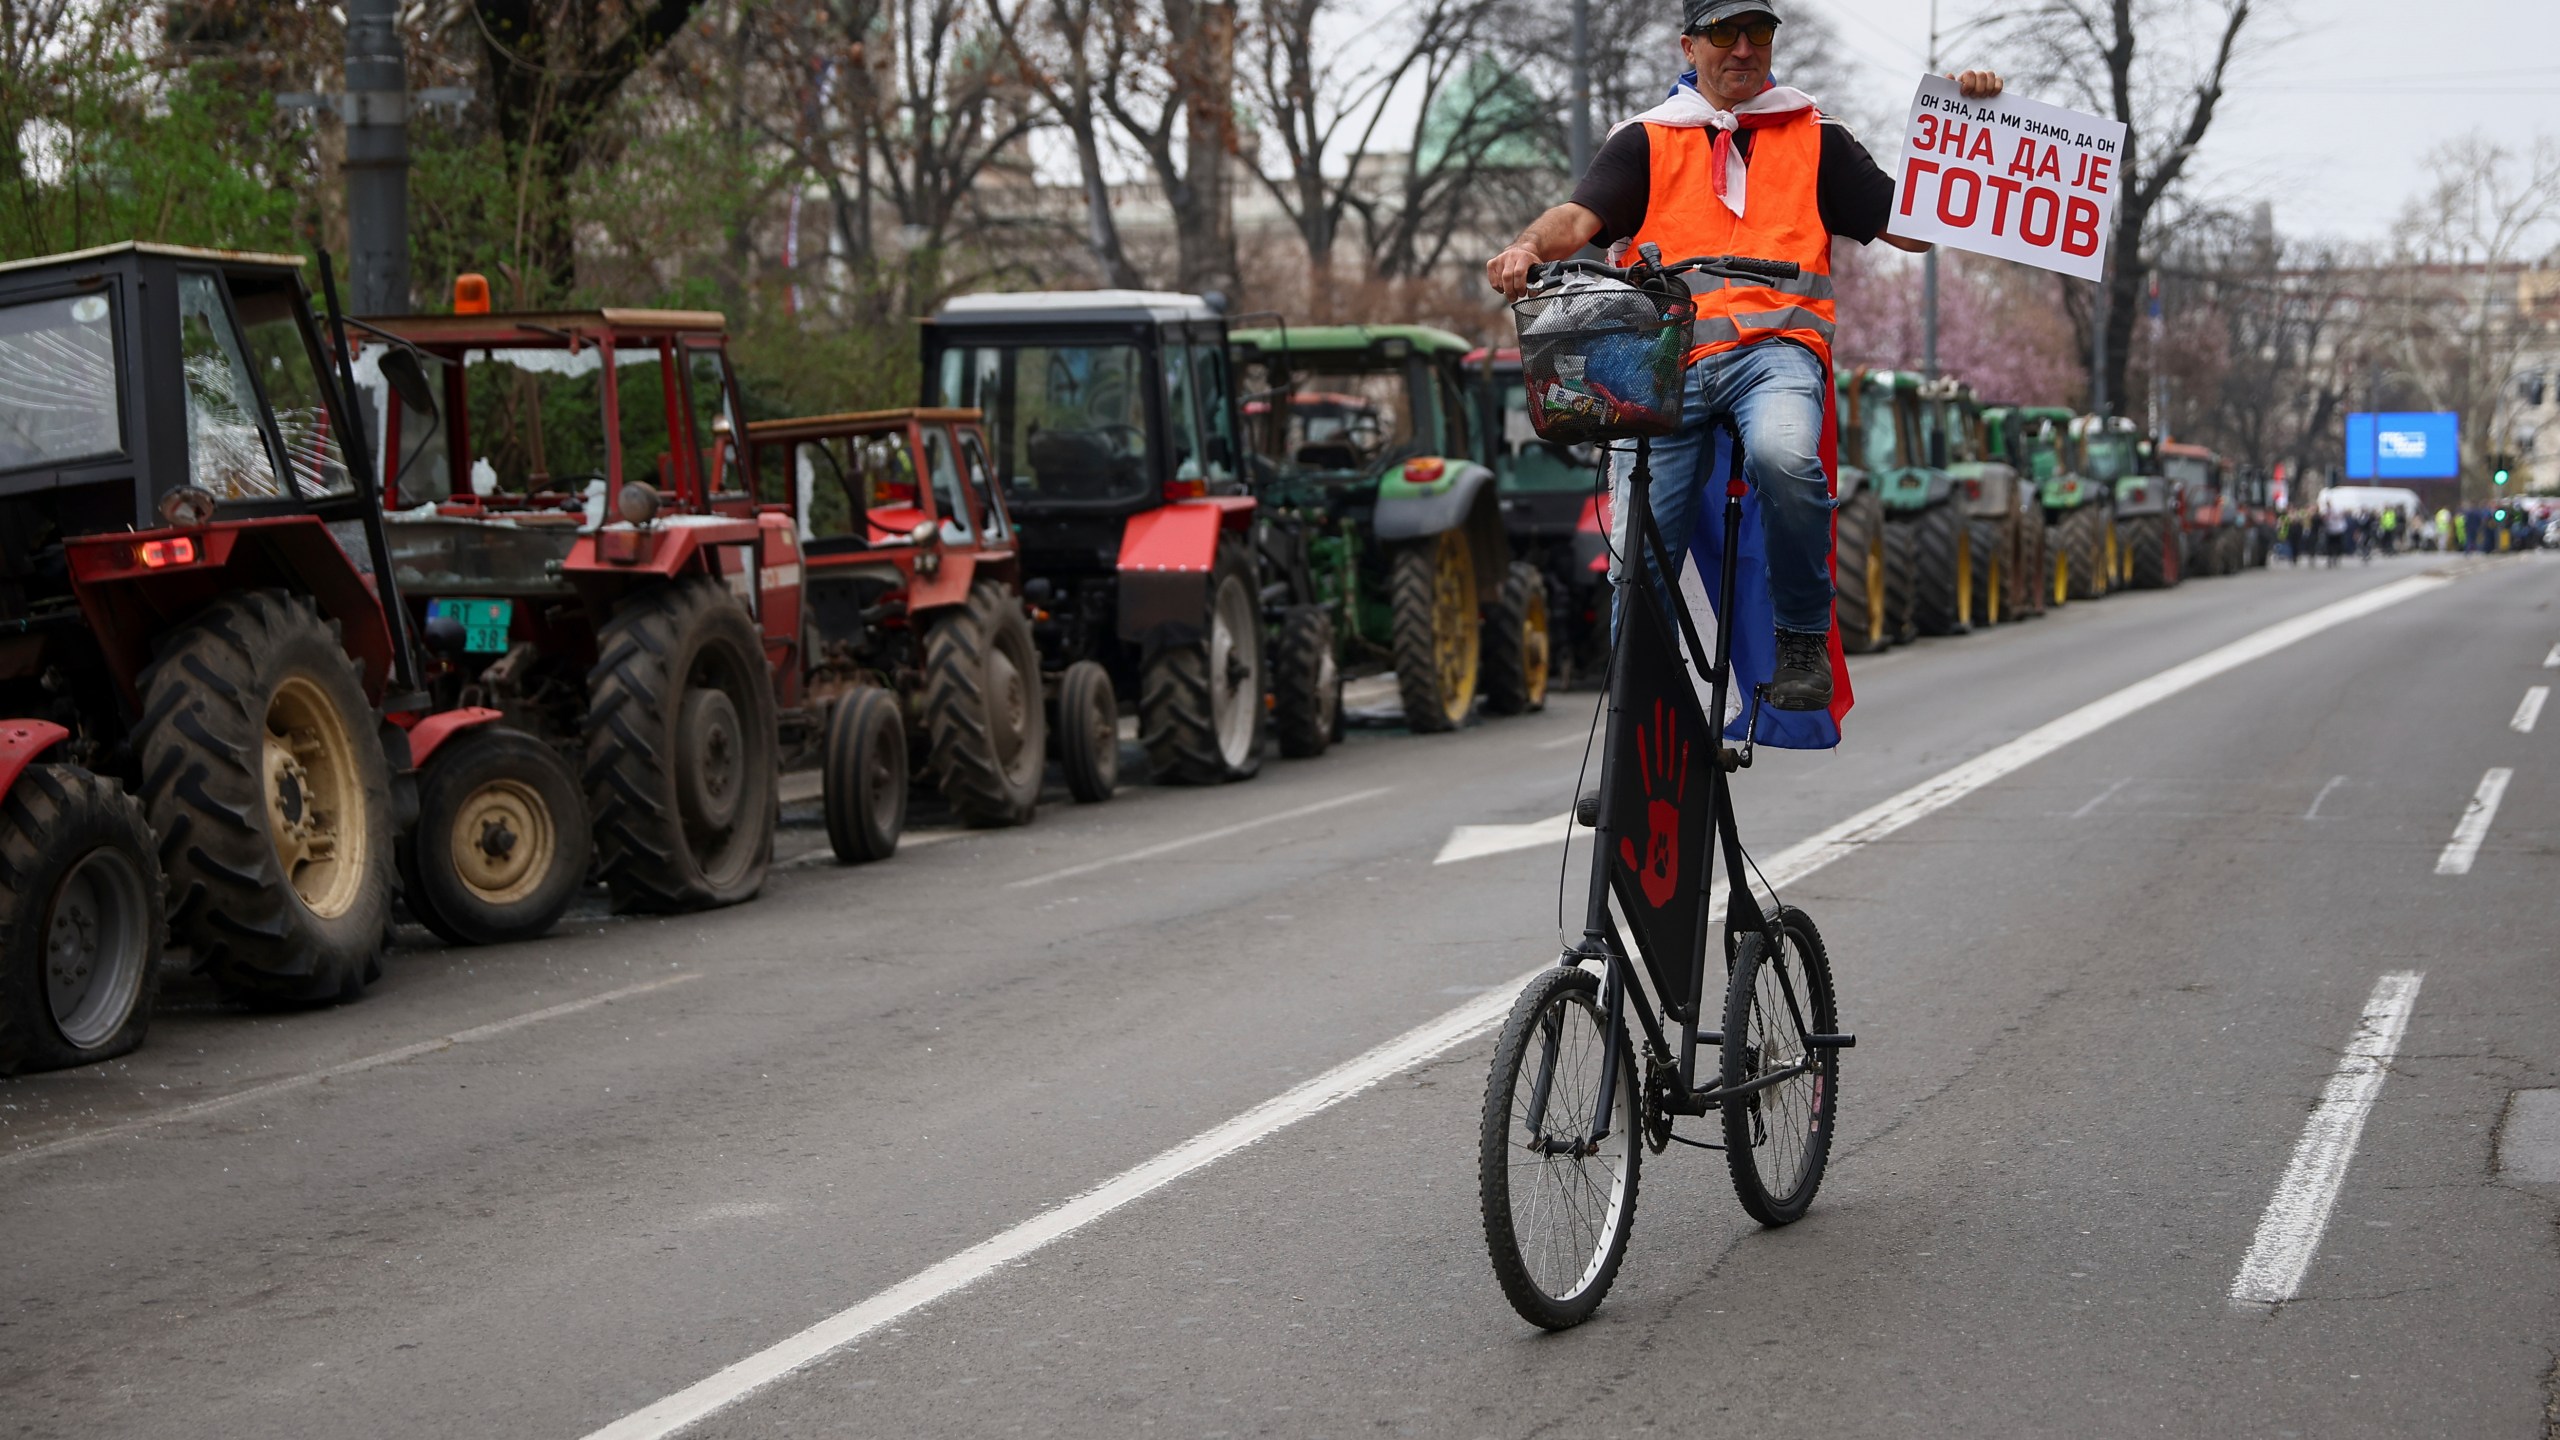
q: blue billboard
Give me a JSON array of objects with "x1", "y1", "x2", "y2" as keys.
[{"x1": 2345, "y1": 411, "x2": 2460, "y2": 480}]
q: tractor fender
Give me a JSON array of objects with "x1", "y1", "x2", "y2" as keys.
[
  {"x1": 1113, "y1": 498, "x2": 1255, "y2": 647},
  {"x1": 1374, "y1": 460, "x2": 1506, "y2": 594},
  {"x1": 1834, "y1": 465, "x2": 1870, "y2": 504},
  {"x1": 402, "y1": 707, "x2": 505, "y2": 769},
  {"x1": 0, "y1": 721, "x2": 70, "y2": 803},
  {"x1": 65, "y1": 517, "x2": 397, "y2": 708},
  {"x1": 1877, "y1": 466, "x2": 1957, "y2": 513},
  {"x1": 2111, "y1": 476, "x2": 2170, "y2": 518},
  {"x1": 1948, "y1": 461, "x2": 2020, "y2": 518}
]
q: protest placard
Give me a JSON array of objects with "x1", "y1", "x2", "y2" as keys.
[{"x1": 1891, "y1": 75, "x2": 2128, "y2": 283}]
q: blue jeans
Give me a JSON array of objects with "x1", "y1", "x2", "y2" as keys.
[{"x1": 1613, "y1": 340, "x2": 1834, "y2": 634}]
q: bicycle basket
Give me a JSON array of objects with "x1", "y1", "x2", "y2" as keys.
[{"x1": 1510, "y1": 278, "x2": 1695, "y2": 445}]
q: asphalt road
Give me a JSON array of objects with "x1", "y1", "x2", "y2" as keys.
[{"x1": 4, "y1": 550, "x2": 2555, "y2": 1439}]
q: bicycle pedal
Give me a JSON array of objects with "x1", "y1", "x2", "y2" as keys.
[{"x1": 1575, "y1": 792, "x2": 1600, "y2": 827}]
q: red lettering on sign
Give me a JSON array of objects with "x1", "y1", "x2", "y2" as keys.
[
  {"x1": 2087, "y1": 155, "x2": 2111, "y2": 194},
  {"x1": 2062, "y1": 196, "x2": 2102, "y2": 256},
  {"x1": 2020, "y1": 186, "x2": 2061, "y2": 247},
  {"x1": 1983, "y1": 174, "x2": 2023, "y2": 236},
  {"x1": 2034, "y1": 145, "x2": 2062, "y2": 182},
  {"x1": 1937, "y1": 166, "x2": 1982, "y2": 227},
  {"x1": 1967, "y1": 127, "x2": 1995, "y2": 164},
  {"x1": 1915, "y1": 114, "x2": 1938, "y2": 151},
  {"x1": 1900, "y1": 157, "x2": 1941, "y2": 215},
  {"x1": 2006, "y1": 138, "x2": 2040, "y2": 180},
  {"x1": 1939, "y1": 121, "x2": 1969, "y2": 156}
]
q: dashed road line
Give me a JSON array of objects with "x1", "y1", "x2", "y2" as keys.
[
  {"x1": 1006, "y1": 786, "x2": 1394, "y2": 889},
  {"x1": 2543, "y1": 641, "x2": 2560, "y2": 669},
  {"x1": 2511, "y1": 685, "x2": 2547, "y2": 734},
  {"x1": 580, "y1": 570, "x2": 2457, "y2": 1440},
  {"x1": 1, "y1": 972, "x2": 703, "y2": 1167},
  {"x1": 2434, "y1": 768, "x2": 2512, "y2": 876},
  {"x1": 2231, "y1": 971, "x2": 2425, "y2": 1306}
]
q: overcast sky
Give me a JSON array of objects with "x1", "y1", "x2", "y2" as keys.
[{"x1": 1809, "y1": 0, "x2": 2560, "y2": 243}]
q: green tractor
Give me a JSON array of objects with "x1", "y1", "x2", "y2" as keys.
[
  {"x1": 1229, "y1": 325, "x2": 1543, "y2": 732},
  {"x1": 2084, "y1": 415, "x2": 2182, "y2": 589},
  {"x1": 1844, "y1": 368, "x2": 1973, "y2": 639},
  {"x1": 1465, "y1": 346, "x2": 1609, "y2": 686},
  {"x1": 1828, "y1": 368, "x2": 1896, "y2": 652},
  {"x1": 1927, "y1": 379, "x2": 2045, "y2": 625},
  {"x1": 1986, "y1": 405, "x2": 2107, "y2": 605}
]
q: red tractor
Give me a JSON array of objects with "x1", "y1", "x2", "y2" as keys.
[
  {"x1": 0, "y1": 242, "x2": 569, "y2": 1072},
  {"x1": 741, "y1": 406, "x2": 1072, "y2": 864},
  {"x1": 356, "y1": 288, "x2": 797, "y2": 914}
]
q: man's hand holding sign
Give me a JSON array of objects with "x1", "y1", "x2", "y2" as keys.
[{"x1": 1890, "y1": 74, "x2": 2126, "y2": 281}]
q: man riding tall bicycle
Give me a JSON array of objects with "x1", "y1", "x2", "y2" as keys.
[{"x1": 1487, "y1": 0, "x2": 2004, "y2": 713}]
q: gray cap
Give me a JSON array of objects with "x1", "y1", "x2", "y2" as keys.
[{"x1": 1682, "y1": 0, "x2": 1780, "y2": 34}]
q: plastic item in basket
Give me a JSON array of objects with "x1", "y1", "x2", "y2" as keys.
[{"x1": 1515, "y1": 276, "x2": 1693, "y2": 445}]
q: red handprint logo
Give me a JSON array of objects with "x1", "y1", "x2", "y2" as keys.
[{"x1": 1618, "y1": 698, "x2": 1690, "y2": 909}]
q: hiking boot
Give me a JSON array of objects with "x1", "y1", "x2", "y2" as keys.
[{"x1": 1767, "y1": 628, "x2": 1832, "y2": 712}]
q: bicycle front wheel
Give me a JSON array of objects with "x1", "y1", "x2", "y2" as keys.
[
  {"x1": 1720, "y1": 906, "x2": 1839, "y2": 1225},
  {"x1": 1479, "y1": 965, "x2": 1640, "y2": 1329}
]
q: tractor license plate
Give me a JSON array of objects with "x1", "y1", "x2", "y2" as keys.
[{"x1": 429, "y1": 598, "x2": 514, "y2": 654}]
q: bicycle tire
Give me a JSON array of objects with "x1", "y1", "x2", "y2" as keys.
[
  {"x1": 1720, "y1": 906, "x2": 1839, "y2": 1225},
  {"x1": 1479, "y1": 965, "x2": 1640, "y2": 1330}
]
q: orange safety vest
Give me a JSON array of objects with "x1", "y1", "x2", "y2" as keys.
[{"x1": 1627, "y1": 112, "x2": 1837, "y2": 369}]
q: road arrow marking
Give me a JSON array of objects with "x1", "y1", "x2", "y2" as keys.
[{"x1": 1434, "y1": 812, "x2": 1572, "y2": 865}]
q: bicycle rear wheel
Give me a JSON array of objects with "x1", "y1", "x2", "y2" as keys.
[
  {"x1": 1479, "y1": 965, "x2": 1640, "y2": 1329},
  {"x1": 1720, "y1": 906, "x2": 1839, "y2": 1225}
]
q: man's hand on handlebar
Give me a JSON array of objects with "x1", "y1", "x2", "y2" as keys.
[{"x1": 1487, "y1": 244, "x2": 1541, "y2": 302}]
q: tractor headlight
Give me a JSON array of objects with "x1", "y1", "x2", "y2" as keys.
[{"x1": 618, "y1": 481, "x2": 662, "y2": 526}]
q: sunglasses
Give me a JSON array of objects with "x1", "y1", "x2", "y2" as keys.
[{"x1": 1689, "y1": 17, "x2": 1777, "y2": 46}]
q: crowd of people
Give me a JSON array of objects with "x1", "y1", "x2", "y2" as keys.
[{"x1": 2273, "y1": 503, "x2": 2552, "y2": 566}]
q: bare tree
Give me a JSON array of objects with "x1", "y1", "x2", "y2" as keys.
[
  {"x1": 1990, "y1": 0, "x2": 2254, "y2": 416},
  {"x1": 988, "y1": 0, "x2": 1144, "y2": 287}
]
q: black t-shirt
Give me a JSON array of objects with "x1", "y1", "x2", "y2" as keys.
[{"x1": 1569, "y1": 120, "x2": 1897, "y2": 249}]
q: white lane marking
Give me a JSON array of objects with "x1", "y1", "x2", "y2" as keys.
[
  {"x1": 2069, "y1": 777, "x2": 2132, "y2": 819},
  {"x1": 2433, "y1": 768, "x2": 2512, "y2": 875},
  {"x1": 1005, "y1": 786, "x2": 1394, "y2": 889},
  {"x1": 1, "y1": 973, "x2": 702, "y2": 1168},
  {"x1": 2230, "y1": 972, "x2": 2424, "y2": 1306},
  {"x1": 2511, "y1": 685, "x2": 2548, "y2": 734},
  {"x1": 1538, "y1": 729, "x2": 1598, "y2": 750},
  {"x1": 1435, "y1": 811, "x2": 1573, "y2": 865},
  {"x1": 580, "y1": 571, "x2": 2457, "y2": 1440},
  {"x1": 2543, "y1": 642, "x2": 2560, "y2": 669},
  {"x1": 2303, "y1": 775, "x2": 2348, "y2": 821}
]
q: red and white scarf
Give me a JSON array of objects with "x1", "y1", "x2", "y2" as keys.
[{"x1": 1609, "y1": 81, "x2": 1820, "y2": 218}]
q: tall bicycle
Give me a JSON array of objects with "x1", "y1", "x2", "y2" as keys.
[{"x1": 1478, "y1": 247, "x2": 1856, "y2": 1330}]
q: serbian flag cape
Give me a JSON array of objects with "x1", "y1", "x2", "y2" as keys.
[{"x1": 1669, "y1": 374, "x2": 1854, "y2": 750}]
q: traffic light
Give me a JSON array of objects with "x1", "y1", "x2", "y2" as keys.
[{"x1": 2492, "y1": 450, "x2": 2513, "y2": 487}]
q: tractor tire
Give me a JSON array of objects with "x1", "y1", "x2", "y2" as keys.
[
  {"x1": 1835, "y1": 489, "x2": 1890, "y2": 653},
  {"x1": 2009, "y1": 509, "x2": 2047, "y2": 618},
  {"x1": 139, "y1": 590, "x2": 393, "y2": 1005},
  {"x1": 822, "y1": 686, "x2": 907, "y2": 862},
  {"x1": 1391, "y1": 530, "x2": 1482, "y2": 731},
  {"x1": 1142, "y1": 542, "x2": 1265, "y2": 783},
  {"x1": 1967, "y1": 517, "x2": 2008, "y2": 626},
  {"x1": 2043, "y1": 523, "x2": 2072, "y2": 607},
  {"x1": 1909, "y1": 503, "x2": 1971, "y2": 636},
  {"x1": 923, "y1": 581, "x2": 1045, "y2": 826},
  {"x1": 2123, "y1": 515, "x2": 2168, "y2": 589},
  {"x1": 1055, "y1": 660, "x2": 1120, "y2": 802},
  {"x1": 0, "y1": 764, "x2": 162, "y2": 1074},
  {"x1": 1880, "y1": 517, "x2": 1919, "y2": 645},
  {"x1": 1270, "y1": 606, "x2": 1341, "y2": 759},
  {"x1": 2064, "y1": 510, "x2": 2105, "y2": 600},
  {"x1": 1482, "y1": 562, "x2": 1552, "y2": 716},
  {"x1": 2221, "y1": 529, "x2": 2247, "y2": 574},
  {"x1": 401, "y1": 726, "x2": 589, "y2": 945},
  {"x1": 585, "y1": 579, "x2": 778, "y2": 912}
]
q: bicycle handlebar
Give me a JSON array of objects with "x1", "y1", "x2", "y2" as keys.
[{"x1": 1524, "y1": 251, "x2": 1801, "y2": 290}]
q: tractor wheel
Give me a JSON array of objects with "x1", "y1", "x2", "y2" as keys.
[
  {"x1": 1835, "y1": 489, "x2": 1889, "y2": 653},
  {"x1": 1270, "y1": 606, "x2": 1341, "y2": 759},
  {"x1": 1909, "y1": 503, "x2": 1971, "y2": 636},
  {"x1": 2221, "y1": 529, "x2": 2247, "y2": 574},
  {"x1": 1482, "y1": 562, "x2": 1552, "y2": 716},
  {"x1": 2064, "y1": 510, "x2": 2105, "y2": 600},
  {"x1": 1055, "y1": 660, "x2": 1120, "y2": 802},
  {"x1": 1391, "y1": 530, "x2": 1481, "y2": 731},
  {"x1": 2123, "y1": 516, "x2": 2168, "y2": 589},
  {"x1": 2008, "y1": 507, "x2": 2045, "y2": 618},
  {"x1": 1880, "y1": 517, "x2": 1919, "y2": 644},
  {"x1": 822, "y1": 686, "x2": 907, "y2": 862},
  {"x1": 401, "y1": 726, "x2": 588, "y2": 945},
  {"x1": 586, "y1": 579, "x2": 778, "y2": 912},
  {"x1": 2045, "y1": 523, "x2": 2072, "y2": 607},
  {"x1": 1142, "y1": 542, "x2": 1265, "y2": 783},
  {"x1": 140, "y1": 590, "x2": 393, "y2": 1004},
  {"x1": 923, "y1": 581, "x2": 1046, "y2": 826},
  {"x1": 1966, "y1": 517, "x2": 2007, "y2": 626},
  {"x1": 2110, "y1": 518, "x2": 2132, "y2": 589},
  {"x1": 0, "y1": 764, "x2": 161, "y2": 1074}
]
